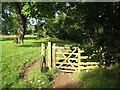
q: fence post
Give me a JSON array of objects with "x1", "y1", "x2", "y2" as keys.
[
  {"x1": 48, "y1": 42, "x2": 52, "y2": 70},
  {"x1": 78, "y1": 48, "x2": 81, "y2": 72},
  {"x1": 41, "y1": 43, "x2": 46, "y2": 72},
  {"x1": 52, "y1": 43, "x2": 56, "y2": 67}
]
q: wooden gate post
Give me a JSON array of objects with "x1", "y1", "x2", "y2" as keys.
[
  {"x1": 78, "y1": 48, "x2": 81, "y2": 72},
  {"x1": 41, "y1": 43, "x2": 46, "y2": 72},
  {"x1": 52, "y1": 43, "x2": 56, "y2": 67},
  {"x1": 48, "y1": 42, "x2": 52, "y2": 70}
]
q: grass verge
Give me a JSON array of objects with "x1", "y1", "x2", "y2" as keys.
[
  {"x1": 2, "y1": 37, "x2": 73, "y2": 88},
  {"x1": 75, "y1": 63, "x2": 119, "y2": 88}
]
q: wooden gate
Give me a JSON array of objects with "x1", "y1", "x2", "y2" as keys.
[
  {"x1": 52, "y1": 46, "x2": 79, "y2": 72},
  {"x1": 41, "y1": 42, "x2": 99, "y2": 73}
]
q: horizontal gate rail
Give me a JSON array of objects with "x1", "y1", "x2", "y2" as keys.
[
  {"x1": 56, "y1": 62, "x2": 78, "y2": 65},
  {"x1": 60, "y1": 70, "x2": 77, "y2": 73},
  {"x1": 56, "y1": 58, "x2": 78, "y2": 60},
  {"x1": 56, "y1": 52, "x2": 78, "y2": 56},
  {"x1": 79, "y1": 62, "x2": 99, "y2": 65},
  {"x1": 56, "y1": 66, "x2": 78, "y2": 70},
  {"x1": 80, "y1": 66, "x2": 98, "y2": 69}
]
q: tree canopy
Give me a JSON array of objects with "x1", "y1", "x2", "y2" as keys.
[{"x1": 2, "y1": 2, "x2": 120, "y2": 66}]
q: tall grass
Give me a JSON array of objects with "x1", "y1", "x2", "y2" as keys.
[{"x1": 75, "y1": 63, "x2": 119, "y2": 88}]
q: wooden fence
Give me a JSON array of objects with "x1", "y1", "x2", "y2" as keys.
[{"x1": 41, "y1": 42, "x2": 99, "y2": 73}]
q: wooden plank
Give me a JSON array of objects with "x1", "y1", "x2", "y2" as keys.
[
  {"x1": 60, "y1": 70, "x2": 77, "y2": 73},
  {"x1": 56, "y1": 62, "x2": 98, "y2": 67},
  {"x1": 53, "y1": 46, "x2": 79, "y2": 49},
  {"x1": 52, "y1": 46, "x2": 70, "y2": 49},
  {"x1": 56, "y1": 62, "x2": 99, "y2": 66},
  {"x1": 56, "y1": 62, "x2": 78, "y2": 66},
  {"x1": 41, "y1": 43, "x2": 45, "y2": 56},
  {"x1": 52, "y1": 43, "x2": 56, "y2": 67},
  {"x1": 56, "y1": 66, "x2": 78, "y2": 70},
  {"x1": 56, "y1": 58, "x2": 78, "y2": 60},
  {"x1": 58, "y1": 49, "x2": 83, "y2": 53},
  {"x1": 79, "y1": 62, "x2": 99, "y2": 65},
  {"x1": 56, "y1": 52, "x2": 78, "y2": 56},
  {"x1": 78, "y1": 48, "x2": 81, "y2": 72},
  {"x1": 80, "y1": 56, "x2": 88, "y2": 59},
  {"x1": 80, "y1": 66, "x2": 98, "y2": 69},
  {"x1": 48, "y1": 42, "x2": 52, "y2": 70}
]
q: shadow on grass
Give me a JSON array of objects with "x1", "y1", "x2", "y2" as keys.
[
  {"x1": 17, "y1": 44, "x2": 40, "y2": 47},
  {"x1": 1, "y1": 37, "x2": 78, "y2": 47},
  {"x1": 1, "y1": 37, "x2": 37, "y2": 41},
  {"x1": 35, "y1": 38, "x2": 78, "y2": 46},
  {"x1": 1, "y1": 37, "x2": 15, "y2": 41},
  {"x1": 17, "y1": 38, "x2": 78, "y2": 48}
]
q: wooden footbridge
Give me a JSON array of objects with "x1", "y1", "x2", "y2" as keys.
[{"x1": 41, "y1": 42, "x2": 99, "y2": 73}]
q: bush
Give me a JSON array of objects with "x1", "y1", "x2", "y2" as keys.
[
  {"x1": 47, "y1": 67, "x2": 60, "y2": 81},
  {"x1": 77, "y1": 67, "x2": 118, "y2": 88},
  {"x1": 110, "y1": 63, "x2": 120, "y2": 71}
]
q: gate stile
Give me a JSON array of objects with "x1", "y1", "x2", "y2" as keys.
[
  {"x1": 52, "y1": 43, "x2": 56, "y2": 68},
  {"x1": 41, "y1": 42, "x2": 99, "y2": 73}
]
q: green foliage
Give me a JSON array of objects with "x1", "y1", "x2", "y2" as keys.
[
  {"x1": 47, "y1": 2, "x2": 119, "y2": 66},
  {"x1": 11, "y1": 73, "x2": 51, "y2": 88},
  {"x1": 22, "y1": 2, "x2": 56, "y2": 18},
  {"x1": 47, "y1": 67, "x2": 60, "y2": 81},
  {"x1": 76, "y1": 66, "x2": 119, "y2": 88},
  {"x1": 38, "y1": 73, "x2": 51, "y2": 88},
  {"x1": 110, "y1": 63, "x2": 120, "y2": 72},
  {"x1": 2, "y1": 3, "x2": 19, "y2": 35},
  {"x1": 2, "y1": 2, "x2": 120, "y2": 73},
  {"x1": 3, "y1": 2, "x2": 119, "y2": 48},
  {"x1": 21, "y1": 3, "x2": 31, "y2": 17}
]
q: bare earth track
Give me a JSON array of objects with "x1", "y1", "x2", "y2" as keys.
[
  {"x1": 23, "y1": 60, "x2": 80, "y2": 88},
  {"x1": 52, "y1": 73, "x2": 80, "y2": 88},
  {"x1": 23, "y1": 60, "x2": 41, "y2": 80}
]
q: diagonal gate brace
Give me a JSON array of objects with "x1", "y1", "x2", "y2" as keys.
[{"x1": 58, "y1": 48, "x2": 77, "y2": 68}]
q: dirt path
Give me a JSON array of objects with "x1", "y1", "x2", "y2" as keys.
[
  {"x1": 23, "y1": 60, "x2": 80, "y2": 88},
  {"x1": 52, "y1": 73, "x2": 80, "y2": 88},
  {"x1": 23, "y1": 60, "x2": 41, "y2": 80}
]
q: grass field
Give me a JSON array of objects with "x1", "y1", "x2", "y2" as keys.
[
  {"x1": 1, "y1": 36, "x2": 119, "y2": 88},
  {"x1": 2, "y1": 39, "x2": 41, "y2": 88},
  {"x1": 1, "y1": 37, "x2": 76, "y2": 88}
]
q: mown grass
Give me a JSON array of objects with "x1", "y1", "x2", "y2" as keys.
[
  {"x1": 2, "y1": 39, "x2": 41, "y2": 88},
  {"x1": 2, "y1": 37, "x2": 74, "y2": 88},
  {"x1": 74, "y1": 63, "x2": 119, "y2": 88}
]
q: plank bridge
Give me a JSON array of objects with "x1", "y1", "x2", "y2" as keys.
[{"x1": 41, "y1": 42, "x2": 99, "y2": 73}]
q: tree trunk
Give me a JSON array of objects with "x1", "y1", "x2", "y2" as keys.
[
  {"x1": 13, "y1": 2, "x2": 26, "y2": 44},
  {"x1": 17, "y1": 14, "x2": 26, "y2": 44}
]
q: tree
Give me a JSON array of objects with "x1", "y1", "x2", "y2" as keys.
[
  {"x1": 2, "y1": 2, "x2": 27, "y2": 43},
  {"x1": 12, "y1": 2, "x2": 27, "y2": 44},
  {"x1": 45, "y1": 2, "x2": 120, "y2": 66},
  {"x1": 2, "y1": 2, "x2": 119, "y2": 66},
  {"x1": 2, "y1": 3, "x2": 19, "y2": 35}
]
